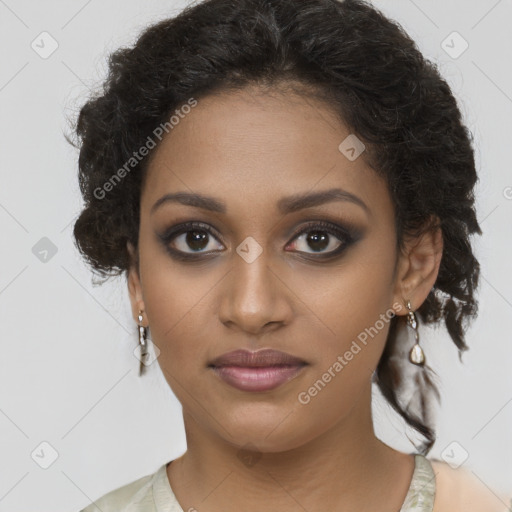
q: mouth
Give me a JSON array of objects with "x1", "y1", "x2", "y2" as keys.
[{"x1": 208, "y1": 349, "x2": 308, "y2": 392}]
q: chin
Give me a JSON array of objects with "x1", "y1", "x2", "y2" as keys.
[{"x1": 218, "y1": 412, "x2": 318, "y2": 455}]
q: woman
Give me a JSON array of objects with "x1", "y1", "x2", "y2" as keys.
[{"x1": 71, "y1": 0, "x2": 510, "y2": 510}]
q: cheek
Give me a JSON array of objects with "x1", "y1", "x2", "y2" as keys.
[
  {"x1": 142, "y1": 273, "x2": 207, "y2": 365},
  {"x1": 296, "y1": 241, "x2": 396, "y2": 401},
  {"x1": 138, "y1": 242, "x2": 224, "y2": 381},
  {"x1": 296, "y1": 232, "x2": 396, "y2": 352}
]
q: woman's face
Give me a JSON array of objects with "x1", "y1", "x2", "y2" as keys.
[{"x1": 128, "y1": 86, "x2": 427, "y2": 452}]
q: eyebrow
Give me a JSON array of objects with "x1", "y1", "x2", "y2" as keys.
[{"x1": 150, "y1": 187, "x2": 370, "y2": 216}]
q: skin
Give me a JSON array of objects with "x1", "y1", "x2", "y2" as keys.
[{"x1": 126, "y1": 84, "x2": 443, "y2": 512}]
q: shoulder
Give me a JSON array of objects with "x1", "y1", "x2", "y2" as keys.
[
  {"x1": 78, "y1": 466, "x2": 160, "y2": 512},
  {"x1": 428, "y1": 457, "x2": 512, "y2": 512}
]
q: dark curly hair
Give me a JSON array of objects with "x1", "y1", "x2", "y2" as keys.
[{"x1": 67, "y1": 0, "x2": 482, "y2": 456}]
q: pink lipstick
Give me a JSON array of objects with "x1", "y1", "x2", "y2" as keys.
[{"x1": 209, "y1": 349, "x2": 307, "y2": 392}]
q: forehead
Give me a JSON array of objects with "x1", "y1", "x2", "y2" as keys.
[{"x1": 142, "y1": 86, "x2": 391, "y2": 220}]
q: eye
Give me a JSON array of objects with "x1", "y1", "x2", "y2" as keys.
[
  {"x1": 286, "y1": 221, "x2": 354, "y2": 257},
  {"x1": 159, "y1": 222, "x2": 224, "y2": 258}
]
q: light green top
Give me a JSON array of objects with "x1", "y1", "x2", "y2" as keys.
[{"x1": 80, "y1": 453, "x2": 435, "y2": 512}]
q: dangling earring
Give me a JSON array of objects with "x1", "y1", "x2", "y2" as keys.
[
  {"x1": 137, "y1": 309, "x2": 149, "y2": 376},
  {"x1": 405, "y1": 299, "x2": 425, "y2": 366}
]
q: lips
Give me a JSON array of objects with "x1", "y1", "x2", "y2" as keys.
[
  {"x1": 209, "y1": 349, "x2": 307, "y2": 368},
  {"x1": 208, "y1": 349, "x2": 307, "y2": 392}
]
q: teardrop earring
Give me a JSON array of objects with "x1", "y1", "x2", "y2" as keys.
[{"x1": 405, "y1": 299, "x2": 425, "y2": 366}]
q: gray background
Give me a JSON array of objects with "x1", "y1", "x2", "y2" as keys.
[{"x1": 0, "y1": 1, "x2": 511, "y2": 511}]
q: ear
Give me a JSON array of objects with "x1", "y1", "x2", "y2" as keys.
[
  {"x1": 391, "y1": 216, "x2": 443, "y2": 316},
  {"x1": 127, "y1": 241, "x2": 147, "y2": 325}
]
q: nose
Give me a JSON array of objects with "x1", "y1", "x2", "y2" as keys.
[{"x1": 218, "y1": 251, "x2": 293, "y2": 336}]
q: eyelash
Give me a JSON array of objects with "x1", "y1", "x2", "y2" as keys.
[{"x1": 158, "y1": 220, "x2": 361, "y2": 262}]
